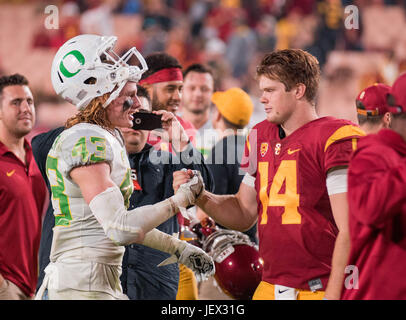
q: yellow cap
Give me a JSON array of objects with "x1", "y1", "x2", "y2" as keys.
[{"x1": 211, "y1": 87, "x2": 253, "y2": 127}]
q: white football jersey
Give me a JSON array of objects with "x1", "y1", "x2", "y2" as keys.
[{"x1": 46, "y1": 123, "x2": 133, "y2": 266}]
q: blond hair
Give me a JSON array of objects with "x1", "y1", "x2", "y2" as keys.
[{"x1": 65, "y1": 93, "x2": 112, "y2": 129}]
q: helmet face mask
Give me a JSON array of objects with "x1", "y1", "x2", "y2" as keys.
[
  {"x1": 185, "y1": 218, "x2": 263, "y2": 300},
  {"x1": 202, "y1": 229, "x2": 263, "y2": 300},
  {"x1": 51, "y1": 34, "x2": 148, "y2": 110}
]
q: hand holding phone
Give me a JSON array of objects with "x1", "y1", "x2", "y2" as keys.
[{"x1": 132, "y1": 110, "x2": 163, "y2": 131}]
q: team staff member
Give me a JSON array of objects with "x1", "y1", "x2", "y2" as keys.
[
  {"x1": 0, "y1": 74, "x2": 47, "y2": 299},
  {"x1": 355, "y1": 83, "x2": 392, "y2": 134},
  {"x1": 342, "y1": 73, "x2": 406, "y2": 300},
  {"x1": 139, "y1": 53, "x2": 214, "y2": 300},
  {"x1": 120, "y1": 86, "x2": 213, "y2": 300},
  {"x1": 176, "y1": 49, "x2": 365, "y2": 300}
]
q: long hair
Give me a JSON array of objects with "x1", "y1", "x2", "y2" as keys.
[{"x1": 65, "y1": 93, "x2": 112, "y2": 129}]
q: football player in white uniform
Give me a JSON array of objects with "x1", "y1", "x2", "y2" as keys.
[{"x1": 36, "y1": 34, "x2": 214, "y2": 300}]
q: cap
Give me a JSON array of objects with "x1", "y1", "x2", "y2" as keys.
[
  {"x1": 211, "y1": 88, "x2": 253, "y2": 127},
  {"x1": 356, "y1": 83, "x2": 391, "y2": 116},
  {"x1": 387, "y1": 73, "x2": 406, "y2": 114}
]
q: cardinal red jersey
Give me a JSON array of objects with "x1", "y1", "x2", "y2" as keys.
[
  {"x1": 241, "y1": 116, "x2": 364, "y2": 290},
  {"x1": 341, "y1": 129, "x2": 406, "y2": 300}
]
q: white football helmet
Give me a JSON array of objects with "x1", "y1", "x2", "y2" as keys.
[{"x1": 51, "y1": 34, "x2": 148, "y2": 109}]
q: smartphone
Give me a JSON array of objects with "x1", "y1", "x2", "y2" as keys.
[{"x1": 132, "y1": 111, "x2": 163, "y2": 131}]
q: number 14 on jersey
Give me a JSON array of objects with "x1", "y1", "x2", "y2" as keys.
[{"x1": 258, "y1": 160, "x2": 301, "y2": 225}]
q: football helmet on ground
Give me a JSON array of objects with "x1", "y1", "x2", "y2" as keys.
[{"x1": 202, "y1": 228, "x2": 263, "y2": 300}]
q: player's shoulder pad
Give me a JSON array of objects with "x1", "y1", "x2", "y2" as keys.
[
  {"x1": 58, "y1": 123, "x2": 114, "y2": 171},
  {"x1": 320, "y1": 117, "x2": 366, "y2": 152}
]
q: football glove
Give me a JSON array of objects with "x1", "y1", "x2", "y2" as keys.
[
  {"x1": 172, "y1": 169, "x2": 205, "y2": 210},
  {"x1": 158, "y1": 241, "x2": 215, "y2": 282}
]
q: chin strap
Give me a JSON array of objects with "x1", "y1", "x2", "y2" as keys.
[
  {"x1": 101, "y1": 64, "x2": 147, "y2": 109},
  {"x1": 102, "y1": 79, "x2": 127, "y2": 109}
]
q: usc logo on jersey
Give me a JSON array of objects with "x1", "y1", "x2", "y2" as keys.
[
  {"x1": 260, "y1": 143, "x2": 269, "y2": 157},
  {"x1": 274, "y1": 143, "x2": 281, "y2": 155}
]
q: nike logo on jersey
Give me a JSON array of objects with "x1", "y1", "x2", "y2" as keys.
[
  {"x1": 287, "y1": 148, "x2": 300, "y2": 155},
  {"x1": 278, "y1": 289, "x2": 289, "y2": 294},
  {"x1": 6, "y1": 169, "x2": 15, "y2": 177}
]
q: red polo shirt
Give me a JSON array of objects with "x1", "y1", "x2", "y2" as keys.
[{"x1": 0, "y1": 139, "x2": 47, "y2": 297}]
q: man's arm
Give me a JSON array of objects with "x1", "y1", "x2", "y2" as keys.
[
  {"x1": 70, "y1": 162, "x2": 114, "y2": 204},
  {"x1": 195, "y1": 181, "x2": 258, "y2": 232},
  {"x1": 173, "y1": 170, "x2": 258, "y2": 231},
  {"x1": 70, "y1": 162, "x2": 201, "y2": 245},
  {"x1": 152, "y1": 109, "x2": 215, "y2": 192},
  {"x1": 173, "y1": 143, "x2": 215, "y2": 193},
  {"x1": 71, "y1": 163, "x2": 215, "y2": 279},
  {"x1": 324, "y1": 192, "x2": 350, "y2": 300},
  {"x1": 194, "y1": 162, "x2": 227, "y2": 222}
]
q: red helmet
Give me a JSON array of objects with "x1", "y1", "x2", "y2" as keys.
[{"x1": 202, "y1": 229, "x2": 263, "y2": 300}]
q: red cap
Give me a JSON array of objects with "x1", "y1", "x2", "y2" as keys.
[
  {"x1": 356, "y1": 83, "x2": 391, "y2": 116},
  {"x1": 387, "y1": 73, "x2": 406, "y2": 114}
]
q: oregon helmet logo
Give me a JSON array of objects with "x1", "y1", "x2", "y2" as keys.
[{"x1": 59, "y1": 50, "x2": 85, "y2": 78}]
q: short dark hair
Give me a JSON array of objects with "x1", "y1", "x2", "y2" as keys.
[
  {"x1": 256, "y1": 49, "x2": 320, "y2": 103},
  {"x1": 183, "y1": 63, "x2": 214, "y2": 79},
  {"x1": 0, "y1": 74, "x2": 29, "y2": 95},
  {"x1": 141, "y1": 53, "x2": 182, "y2": 80},
  {"x1": 392, "y1": 112, "x2": 406, "y2": 120},
  {"x1": 221, "y1": 115, "x2": 245, "y2": 130},
  {"x1": 357, "y1": 113, "x2": 384, "y2": 125},
  {"x1": 136, "y1": 84, "x2": 151, "y2": 103}
]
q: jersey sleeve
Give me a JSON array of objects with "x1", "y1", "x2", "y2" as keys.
[
  {"x1": 59, "y1": 127, "x2": 114, "y2": 177},
  {"x1": 323, "y1": 124, "x2": 365, "y2": 173}
]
